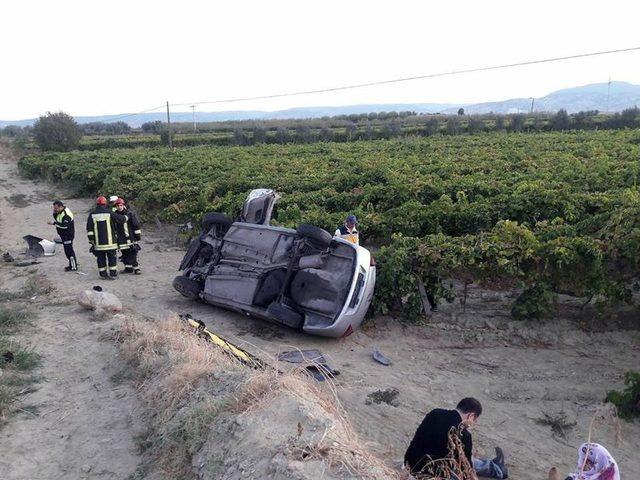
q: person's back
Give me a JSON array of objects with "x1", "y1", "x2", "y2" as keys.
[{"x1": 405, "y1": 407, "x2": 472, "y2": 475}]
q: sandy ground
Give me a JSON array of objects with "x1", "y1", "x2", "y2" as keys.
[{"x1": 0, "y1": 143, "x2": 639, "y2": 480}]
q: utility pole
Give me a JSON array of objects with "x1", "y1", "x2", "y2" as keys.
[
  {"x1": 530, "y1": 97, "x2": 535, "y2": 114},
  {"x1": 190, "y1": 105, "x2": 197, "y2": 132},
  {"x1": 606, "y1": 77, "x2": 611, "y2": 113},
  {"x1": 166, "y1": 101, "x2": 173, "y2": 148}
]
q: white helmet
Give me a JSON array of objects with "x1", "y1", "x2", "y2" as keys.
[{"x1": 109, "y1": 195, "x2": 119, "y2": 203}]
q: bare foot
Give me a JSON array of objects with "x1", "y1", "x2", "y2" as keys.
[{"x1": 548, "y1": 467, "x2": 561, "y2": 480}]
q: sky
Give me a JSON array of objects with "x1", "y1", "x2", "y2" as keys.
[{"x1": 2, "y1": 0, "x2": 640, "y2": 120}]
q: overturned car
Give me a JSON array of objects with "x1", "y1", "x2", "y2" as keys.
[{"x1": 173, "y1": 189, "x2": 376, "y2": 337}]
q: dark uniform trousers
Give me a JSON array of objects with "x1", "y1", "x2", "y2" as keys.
[
  {"x1": 87, "y1": 207, "x2": 122, "y2": 277},
  {"x1": 96, "y1": 250, "x2": 118, "y2": 274},
  {"x1": 54, "y1": 207, "x2": 77, "y2": 270}
]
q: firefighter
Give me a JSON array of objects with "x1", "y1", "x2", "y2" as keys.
[
  {"x1": 113, "y1": 198, "x2": 142, "y2": 274},
  {"x1": 334, "y1": 214, "x2": 359, "y2": 245},
  {"x1": 86, "y1": 196, "x2": 124, "y2": 279},
  {"x1": 108, "y1": 195, "x2": 119, "y2": 212},
  {"x1": 48, "y1": 200, "x2": 77, "y2": 271}
]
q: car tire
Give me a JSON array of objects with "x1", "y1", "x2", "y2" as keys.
[
  {"x1": 173, "y1": 275, "x2": 203, "y2": 299},
  {"x1": 267, "y1": 301, "x2": 304, "y2": 329},
  {"x1": 296, "y1": 224, "x2": 333, "y2": 249},
  {"x1": 202, "y1": 212, "x2": 233, "y2": 231}
]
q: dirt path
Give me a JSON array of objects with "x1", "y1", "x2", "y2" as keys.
[
  {"x1": 1, "y1": 143, "x2": 639, "y2": 479},
  {"x1": 0, "y1": 147, "x2": 143, "y2": 480}
]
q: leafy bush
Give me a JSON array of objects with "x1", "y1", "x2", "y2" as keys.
[
  {"x1": 606, "y1": 371, "x2": 640, "y2": 419},
  {"x1": 19, "y1": 131, "x2": 640, "y2": 320},
  {"x1": 33, "y1": 111, "x2": 82, "y2": 151},
  {"x1": 510, "y1": 283, "x2": 556, "y2": 320}
]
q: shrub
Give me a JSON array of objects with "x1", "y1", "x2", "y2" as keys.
[
  {"x1": 606, "y1": 371, "x2": 640, "y2": 419},
  {"x1": 33, "y1": 111, "x2": 82, "y2": 151}
]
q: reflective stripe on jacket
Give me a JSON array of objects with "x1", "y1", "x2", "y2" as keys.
[
  {"x1": 86, "y1": 206, "x2": 120, "y2": 251},
  {"x1": 334, "y1": 225, "x2": 359, "y2": 245},
  {"x1": 114, "y1": 208, "x2": 141, "y2": 249},
  {"x1": 53, "y1": 207, "x2": 75, "y2": 241}
]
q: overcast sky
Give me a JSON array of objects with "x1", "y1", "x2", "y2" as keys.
[{"x1": 2, "y1": 0, "x2": 639, "y2": 119}]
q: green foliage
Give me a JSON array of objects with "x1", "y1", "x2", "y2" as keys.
[
  {"x1": 606, "y1": 371, "x2": 640, "y2": 420},
  {"x1": 159, "y1": 129, "x2": 174, "y2": 147},
  {"x1": 511, "y1": 283, "x2": 556, "y2": 320},
  {"x1": 19, "y1": 131, "x2": 640, "y2": 319},
  {"x1": 33, "y1": 111, "x2": 82, "y2": 151}
]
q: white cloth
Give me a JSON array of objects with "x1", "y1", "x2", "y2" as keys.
[{"x1": 570, "y1": 443, "x2": 620, "y2": 480}]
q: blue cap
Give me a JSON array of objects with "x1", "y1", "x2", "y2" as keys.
[{"x1": 346, "y1": 214, "x2": 357, "y2": 223}]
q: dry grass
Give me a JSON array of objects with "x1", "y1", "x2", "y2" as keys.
[{"x1": 112, "y1": 313, "x2": 403, "y2": 479}]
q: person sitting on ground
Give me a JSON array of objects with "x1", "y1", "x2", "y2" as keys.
[
  {"x1": 334, "y1": 214, "x2": 359, "y2": 245},
  {"x1": 548, "y1": 442, "x2": 620, "y2": 480},
  {"x1": 405, "y1": 397, "x2": 508, "y2": 479}
]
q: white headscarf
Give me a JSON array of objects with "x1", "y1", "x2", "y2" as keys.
[{"x1": 570, "y1": 443, "x2": 620, "y2": 480}]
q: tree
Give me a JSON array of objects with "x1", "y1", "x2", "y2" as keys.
[
  {"x1": 495, "y1": 116, "x2": 505, "y2": 131},
  {"x1": 550, "y1": 109, "x2": 571, "y2": 131},
  {"x1": 457, "y1": 107, "x2": 465, "y2": 116},
  {"x1": 345, "y1": 122, "x2": 357, "y2": 141},
  {"x1": 159, "y1": 129, "x2": 174, "y2": 147},
  {"x1": 232, "y1": 127, "x2": 248, "y2": 146},
  {"x1": 467, "y1": 116, "x2": 484, "y2": 134},
  {"x1": 275, "y1": 127, "x2": 290, "y2": 144},
  {"x1": 141, "y1": 120, "x2": 163, "y2": 133},
  {"x1": 252, "y1": 125, "x2": 266, "y2": 144},
  {"x1": 33, "y1": 111, "x2": 82, "y2": 152},
  {"x1": 294, "y1": 125, "x2": 312, "y2": 143},
  {"x1": 509, "y1": 114, "x2": 525, "y2": 132},
  {"x1": 319, "y1": 126, "x2": 334, "y2": 142},
  {"x1": 424, "y1": 117, "x2": 439, "y2": 136},
  {"x1": 446, "y1": 116, "x2": 460, "y2": 135}
]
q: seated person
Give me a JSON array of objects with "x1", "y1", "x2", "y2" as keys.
[
  {"x1": 548, "y1": 442, "x2": 620, "y2": 480},
  {"x1": 405, "y1": 397, "x2": 508, "y2": 479}
]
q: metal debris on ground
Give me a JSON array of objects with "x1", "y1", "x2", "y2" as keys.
[
  {"x1": 180, "y1": 313, "x2": 264, "y2": 368},
  {"x1": 277, "y1": 349, "x2": 340, "y2": 381},
  {"x1": 23, "y1": 235, "x2": 57, "y2": 257},
  {"x1": 2, "y1": 252, "x2": 14, "y2": 262},
  {"x1": 372, "y1": 347, "x2": 392, "y2": 366}
]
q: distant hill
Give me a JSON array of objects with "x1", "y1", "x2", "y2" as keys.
[
  {"x1": 443, "y1": 81, "x2": 640, "y2": 114},
  {"x1": 2, "y1": 82, "x2": 639, "y2": 128}
]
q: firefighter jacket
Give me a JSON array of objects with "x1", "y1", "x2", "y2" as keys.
[
  {"x1": 86, "y1": 205, "x2": 124, "y2": 251},
  {"x1": 114, "y1": 208, "x2": 142, "y2": 249},
  {"x1": 52, "y1": 207, "x2": 75, "y2": 242},
  {"x1": 334, "y1": 225, "x2": 359, "y2": 245}
]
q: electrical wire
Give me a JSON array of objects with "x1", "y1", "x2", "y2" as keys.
[{"x1": 170, "y1": 46, "x2": 640, "y2": 108}]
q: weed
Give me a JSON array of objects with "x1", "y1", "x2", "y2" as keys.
[
  {"x1": 536, "y1": 411, "x2": 577, "y2": 438},
  {"x1": 0, "y1": 307, "x2": 29, "y2": 331}
]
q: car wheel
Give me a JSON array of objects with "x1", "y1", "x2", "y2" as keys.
[
  {"x1": 202, "y1": 212, "x2": 233, "y2": 231},
  {"x1": 296, "y1": 224, "x2": 333, "y2": 249},
  {"x1": 266, "y1": 301, "x2": 304, "y2": 329},
  {"x1": 173, "y1": 275, "x2": 203, "y2": 299}
]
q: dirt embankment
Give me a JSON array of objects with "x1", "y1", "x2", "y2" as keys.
[{"x1": 1, "y1": 141, "x2": 639, "y2": 480}]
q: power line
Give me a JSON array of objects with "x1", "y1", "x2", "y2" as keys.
[
  {"x1": 98, "y1": 104, "x2": 166, "y2": 123},
  {"x1": 170, "y1": 46, "x2": 640, "y2": 108}
]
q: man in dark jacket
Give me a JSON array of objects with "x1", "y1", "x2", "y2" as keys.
[
  {"x1": 405, "y1": 397, "x2": 508, "y2": 479},
  {"x1": 49, "y1": 200, "x2": 77, "y2": 271},
  {"x1": 113, "y1": 197, "x2": 142, "y2": 274},
  {"x1": 86, "y1": 196, "x2": 125, "y2": 279}
]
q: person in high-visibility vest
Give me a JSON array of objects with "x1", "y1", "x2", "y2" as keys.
[
  {"x1": 113, "y1": 197, "x2": 142, "y2": 274},
  {"x1": 48, "y1": 200, "x2": 77, "y2": 271},
  {"x1": 86, "y1": 196, "x2": 126, "y2": 279},
  {"x1": 334, "y1": 214, "x2": 360, "y2": 245}
]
